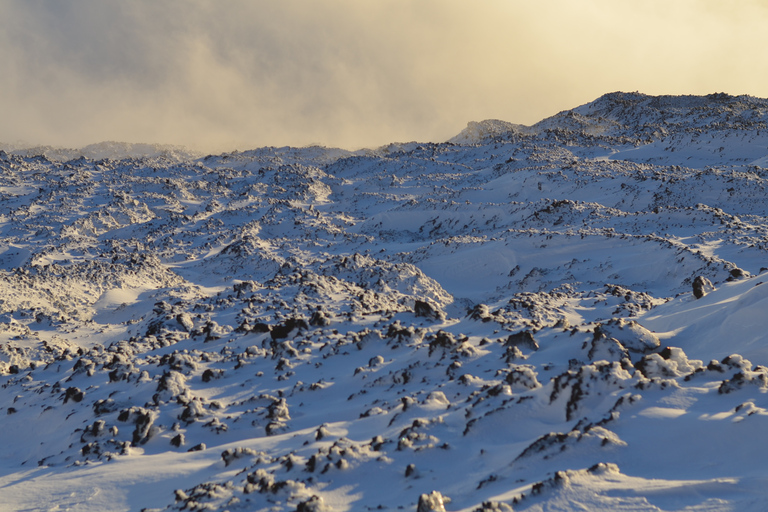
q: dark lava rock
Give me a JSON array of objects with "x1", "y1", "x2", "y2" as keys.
[{"x1": 692, "y1": 275, "x2": 714, "y2": 299}]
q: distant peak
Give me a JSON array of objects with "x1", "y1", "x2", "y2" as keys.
[{"x1": 448, "y1": 119, "x2": 530, "y2": 144}]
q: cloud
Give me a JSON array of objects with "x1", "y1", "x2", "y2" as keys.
[{"x1": 2, "y1": 0, "x2": 768, "y2": 152}]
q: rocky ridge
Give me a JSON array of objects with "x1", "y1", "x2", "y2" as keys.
[{"x1": 2, "y1": 92, "x2": 768, "y2": 511}]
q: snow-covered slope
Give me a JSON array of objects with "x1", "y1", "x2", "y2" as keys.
[{"x1": 3, "y1": 92, "x2": 768, "y2": 511}]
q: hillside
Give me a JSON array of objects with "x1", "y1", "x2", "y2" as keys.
[{"x1": 3, "y1": 92, "x2": 768, "y2": 511}]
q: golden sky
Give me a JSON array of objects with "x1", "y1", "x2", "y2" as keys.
[{"x1": 2, "y1": 0, "x2": 768, "y2": 152}]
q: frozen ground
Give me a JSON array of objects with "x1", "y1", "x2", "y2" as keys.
[{"x1": 3, "y1": 92, "x2": 768, "y2": 511}]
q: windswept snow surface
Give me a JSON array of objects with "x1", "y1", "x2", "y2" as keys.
[{"x1": 4, "y1": 92, "x2": 768, "y2": 511}]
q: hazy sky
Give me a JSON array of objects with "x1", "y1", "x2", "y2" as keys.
[{"x1": 2, "y1": 0, "x2": 768, "y2": 152}]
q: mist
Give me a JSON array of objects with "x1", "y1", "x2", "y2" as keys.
[{"x1": 2, "y1": 0, "x2": 768, "y2": 153}]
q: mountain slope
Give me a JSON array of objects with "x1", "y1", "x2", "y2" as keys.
[{"x1": 2, "y1": 93, "x2": 768, "y2": 511}]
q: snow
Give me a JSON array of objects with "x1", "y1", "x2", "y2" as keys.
[{"x1": 3, "y1": 92, "x2": 768, "y2": 510}]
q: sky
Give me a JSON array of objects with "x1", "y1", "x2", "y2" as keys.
[{"x1": 2, "y1": 0, "x2": 768, "y2": 153}]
